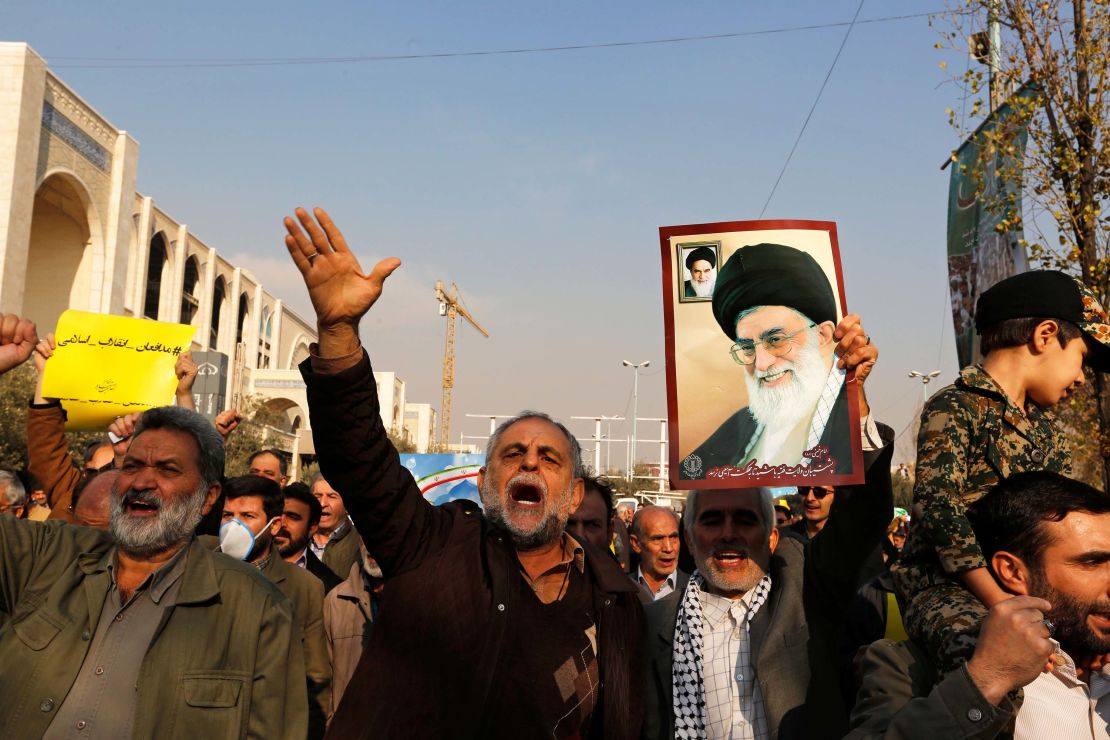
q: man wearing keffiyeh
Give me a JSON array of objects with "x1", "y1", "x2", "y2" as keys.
[{"x1": 643, "y1": 401, "x2": 897, "y2": 739}]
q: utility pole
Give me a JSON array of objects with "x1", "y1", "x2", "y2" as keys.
[
  {"x1": 622, "y1": 360, "x2": 650, "y2": 480},
  {"x1": 436, "y1": 281, "x2": 489, "y2": 450}
]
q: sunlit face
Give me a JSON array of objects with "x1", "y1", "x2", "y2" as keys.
[
  {"x1": 566, "y1": 488, "x2": 611, "y2": 551},
  {"x1": 222, "y1": 495, "x2": 279, "y2": 539},
  {"x1": 632, "y1": 507, "x2": 680, "y2": 580},
  {"x1": 312, "y1": 478, "x2": 347, "y2": 533},
  {"x1": 113, "y1": 428, "x2": 218, "y2": 557},
  {"x1": 1024, "y1": 512, "x2": 1110, "y2": 656},
  {"x1": 688, "y1": 489, "x2": 777, "y2": 598},
  {"x1": 478, "y1": 417, "x2": 584, "y2": 550},
  {"x1": 249, "y1": 452, "x2": 286, "y2": 486},
  {"x1": 275, "y1": 498, "x2": 316, "y2": 558},
  {"x1": 1028, "y1": 332, "x2": 1088, "y2": 407},
  {"x1": 799, "y1": 485, "x2": 835, "y2": 530}
]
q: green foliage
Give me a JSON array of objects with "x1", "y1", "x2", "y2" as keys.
[
  {"x1": 0, "y1": 364, "x2": 102, "y2": 475},
  {"x1": 0, "y1": 364, "x2": 33, "y2": 470},
  {"x1": 223, "y1": 396, "x2": 295, "y2": 478}
]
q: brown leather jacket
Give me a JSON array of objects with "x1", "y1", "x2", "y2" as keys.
[{"x1": 26, "y1": 401, "x2": 80, "y2": 523}]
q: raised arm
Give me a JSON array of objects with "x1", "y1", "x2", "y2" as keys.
[
  {"x1": 286, "y1": 208, "x2": 451, "y2": 576},
  {"x1": 27, "y1": 333, "x2": 81, "y2": 520}
]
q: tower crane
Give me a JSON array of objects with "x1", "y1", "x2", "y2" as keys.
[{"x1": 435, "y1": 280, "x2": 488, "y2": 449}]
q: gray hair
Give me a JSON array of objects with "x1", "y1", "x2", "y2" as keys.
[
  {"x1": 683, "y1": 487, "x2": 776, "y2": 540},
  {"x1": 630, "y1": 505, "x2": 680, "y2": 538},
  {"x1": 485, "y1": 410, "x2": 582, "y2": 476},
  {"x1": 133, "y1": 406, "x2": 224, "y2": 486},
  {"x1": 0, "y1": 470, "x2": 26, "y2": 508}
]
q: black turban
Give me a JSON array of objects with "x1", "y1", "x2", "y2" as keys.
[
  {"x1": 711, "y1": 243, "x2": 837, "y2": 340},
  {"x1": 684, "y1": 246, "x2": 717, "y2": 271}
]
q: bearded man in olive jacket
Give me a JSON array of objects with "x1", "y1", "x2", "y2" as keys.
[{"x1": 0, "y1": 317, "x2": 306, "y2": 740}]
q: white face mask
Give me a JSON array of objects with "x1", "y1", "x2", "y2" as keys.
[{"x1": 219, "y1": 516, "x2": 276, "y2": 561}]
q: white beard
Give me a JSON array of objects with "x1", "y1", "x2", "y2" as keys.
[
  {"x1": 691, "y1": 273, "x2": 716, "y2": 297},
  {"x1": 743, "y1": 332, "x2": 830, "y2": 432}
]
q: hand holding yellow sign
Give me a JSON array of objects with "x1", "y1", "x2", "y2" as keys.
[{"x1": 42, "y1": 310, "x2": 197, "y2": 430}]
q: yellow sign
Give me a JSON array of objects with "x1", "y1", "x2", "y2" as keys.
[{"x1": 42, "y1": 310, "x2": 197, "y2": 430}]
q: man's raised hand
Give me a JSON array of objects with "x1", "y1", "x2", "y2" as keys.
[
  {"x1": 0, "y1": 314, "x2": 38, "y2": 376},
  {"x1": 833, "y1": 313, "x2": 877, "y2": 384},
  {"x1": 283, "y1": 207, "x2": 400, "y2": 357}
]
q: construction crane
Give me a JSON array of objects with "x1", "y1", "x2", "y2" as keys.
[{"x1": 435, "y1": 280, "x2": 489, "y2": 449}]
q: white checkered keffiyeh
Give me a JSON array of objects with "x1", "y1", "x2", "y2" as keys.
[
  {"x1": 806, "y1": 364, "x2": 846, "y2": 453},
  {"x1": 671, "y1": 572, "x2": 773, "y2": 739}
]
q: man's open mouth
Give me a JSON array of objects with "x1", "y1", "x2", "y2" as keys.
[
  {"x1": 124, "y1": 500, "x2": 159, "y2": 515},
  {"x1": 509, "y1": 482, "x2": 543, "y2": 506},
  {"x1": 712, "y1": 549, "x2": 748, "y2": 568}
]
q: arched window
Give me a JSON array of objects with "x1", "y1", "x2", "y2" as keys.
[
  {"x1": 236, "y1": 294, "x2": 249, "y2": 345},
  {"x1": 144, "y1": 233, "x2": 169, "y2": 320},
  {"x1": 258, "y1": 308, "x2": 272, "y2": 368},
  {"x1": 180, "y1": 257, "x2": 200, "y2": 324},
  {"x1": 209, "y1": 278, "x2": 226, "y2": 350}
]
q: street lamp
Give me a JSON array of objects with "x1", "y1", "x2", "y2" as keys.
[
  {"x1": 908, "y1": 370, "x2": 942, "y2": 406},
  {"x1": 622, "y1": 360, "x2": 650, "y2": 481}
]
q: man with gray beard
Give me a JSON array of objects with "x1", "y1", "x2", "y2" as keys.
[
  {"x1": 643, "y1": 426, "x2": 895, "y2": 739},
  {"x1": 283, "y1": 206, "x2": 645, "y2": 739},
  {"x1": 0, "y1": 314, "x2": 307, "y2": 740},
  {"x1": 691, "y1": 243, "x2": 882, "y2": 474}
]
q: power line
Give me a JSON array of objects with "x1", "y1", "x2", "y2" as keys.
[
  {"x1": 758, "y1": 0, "x2": 865, "y2": 218},
  {"x1": 48, "y1": 10, "x2": 954, "y2": 70}
]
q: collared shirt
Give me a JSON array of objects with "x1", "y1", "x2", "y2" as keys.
[
  {"x1": 519, "y1": 532, "x2": 585, "y2": 604},
  {"x1": 310, "y1": 516, "x2": 351, "y2": 560},
  {"x1": 1015, "y1": 644, "x2": 1110, "y2": 740},
  {"x1": 44, "y1": 545, "x2": 189, "y2": 740},
  {"x1": 699, "y1": 588, "x2": 769, "y2": 740},
  {"x1": 293, "y1": 547, "x2": 308, "y2": 569},
  {"x1": 636, "y1": 566, "x2": 677, "y2": 601}
]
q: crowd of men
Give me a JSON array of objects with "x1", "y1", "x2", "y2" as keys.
[{"x1": 0, "y1": 207, "x2": 1108, "y2": 739}]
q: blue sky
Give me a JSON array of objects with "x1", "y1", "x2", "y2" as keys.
[{"x1": 8, "y1": 1, "x2": 976, "y2": 466}]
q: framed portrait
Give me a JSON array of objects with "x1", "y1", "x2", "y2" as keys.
[
  {"x1": 676, "y1": 241, "x2": 722, "y2": 303},
  {"x1": 659, "y1": 219, "x2": 864, "y2": 489}
]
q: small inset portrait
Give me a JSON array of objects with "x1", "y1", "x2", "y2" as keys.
[{"x1": 678, "y1": 242, "x2": 721, "y2": 303}]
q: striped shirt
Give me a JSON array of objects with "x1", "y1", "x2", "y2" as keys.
[{"x1": 1015, "y1": 644, "x2": 1110, "y2": 739}]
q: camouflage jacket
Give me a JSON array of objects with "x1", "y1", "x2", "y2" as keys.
[{"x1": 892, "y1": 365, "x2": 1070, "y2": 600}]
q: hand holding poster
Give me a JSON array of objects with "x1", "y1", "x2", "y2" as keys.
[
  {"x1": 42, "y1": 310, "x2": 197, "y2": 430},
  {"x1": 660, "y1": 220, "x2": 864, "y2": 489}
]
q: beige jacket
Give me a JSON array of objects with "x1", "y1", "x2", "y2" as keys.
[{"x1": 323, "y1": 560, "x2": 376, "y2": 717}]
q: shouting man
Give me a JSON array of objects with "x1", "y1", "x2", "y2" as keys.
[{"x1": 284, "y1": 207, "x2": 645, "y2": 739}]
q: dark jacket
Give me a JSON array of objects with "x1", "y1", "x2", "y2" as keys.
[
  {"x1": 305, "y1": 548, "x2": 344, "y2": 594},
  {"x1": 689, "y1": 381, "x2": 854, "y2": 475},
  {"x1": 301, "y1": 352, "x2": 646, "y2": 739},
  {"x1": 845, "y1": 639, "x2": 1015, "y2": 740},
  {"x1": 643, "y1": 426, "x2": 894, "y2": 740}
]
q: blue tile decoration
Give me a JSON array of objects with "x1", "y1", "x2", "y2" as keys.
[{"x1": 41, "y1": 102, "x2": 110, "y2": 172}]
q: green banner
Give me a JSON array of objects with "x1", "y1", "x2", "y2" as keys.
[{"x1": 946, "y1": 86, "x2": 1035, "y2": 368}]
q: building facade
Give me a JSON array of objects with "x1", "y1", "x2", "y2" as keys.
[{"x1": 0, "y1": 43, "x2": 430, "y2": 468}]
